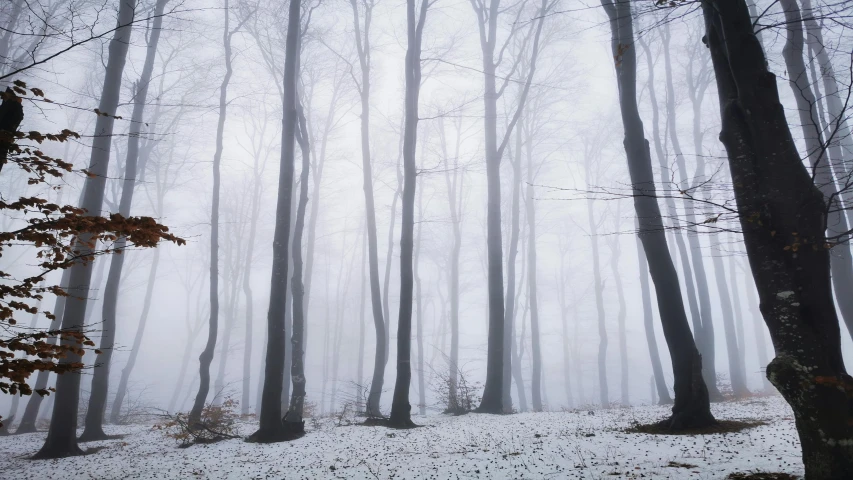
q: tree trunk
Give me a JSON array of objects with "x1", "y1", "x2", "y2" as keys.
[
  {"x1": 439, "y1": 116, "x2": 463, "y2": 409},
  {"x1": 414, "y1": 184, "x2": 426, "y2": 416},
  {"x1": 389, "y1": 0, "x2": 426, "y2": 427},
  {"x1": 662, "y1": 24, "x2": 722, "y2": 401},
  {"x1": 383, "y1": 149, "x2": 402, "y2": 366},
  {"x1": 727, "y1": 238, "x2": 750, "y2": 391},
  {"x1": 601, "y1": 0, "x2": 714, "y2": 429},
  {"x1": 636, "y1": 232, "x2": 673, "y2": 404},
  {"x1": 636, "y1": 34, "x2": 717, "y2": 399},
  {"x1": 584, "y1": 151, "x2": 609, "y2": 408},
  {"x1": 521, "y1": 111, "x2": 545, "y2": 414},
  {"x1": 282, "y1": 100, "x2": 311, "y2": 430},
  {"x1": 607, "y1": 201, "x2": 629, "y2": 406},
  {"x1": 249, "y1": 0, "x2": 299, "y2": 442},
  {"x1": 108, "y1": 248, "x2": 160, "y2": 424},
  {"x1": 702, "y1": 0, "x2": 853, "y2": 474},
  {"x1": 349, "y1": 0, "x2": 387, "y2": 418},
  {"x1": 33, "y1": 0, "x2": 137, "y2": 459}
]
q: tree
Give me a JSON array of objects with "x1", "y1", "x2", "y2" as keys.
[
  {"x1": 701, "y1": 0, "x2": 853, "y2": 474},
  {"x1": 438, "y1": 115, "x2": 465, "y2": 411},
  {"x1": 467, "y1": 0, "x2": 550, "y2": 414},
  {"x1": 189, "y1": 0, "x2": 250, "y2": 426},
  {"x1": 600, "y1": 0, "x2": 714, "y2": 429},
  {"x1": 636, "y1": 29, "x2": 723, "y2": 401},
  {"x1": 79, "y1": 0, "x2": 171, "y2": 442},
  {"x1": 582, "y1": 132, "x2": 610, "y2": 409},
  {"x1": 249, "y1": 0, "x2": 300, "y2": 442},
  {"x1": 636, "y1": 226, "x2": 673, "y2": 404},
  {"x1": 348, "y1": 0, "x2": 387, "y2": 418},
  {"x1": 388, "y1": 0, "x2": 429, "y2": 428}
]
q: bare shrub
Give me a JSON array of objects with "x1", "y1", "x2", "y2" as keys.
[
  {"x1": 429, "y1": 360, "x2": 481, "y2": 415},
  {"x1": 154, "y1": 398, "x2": 240, "y2": 447}
]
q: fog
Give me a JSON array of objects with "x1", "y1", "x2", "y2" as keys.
[{"x1": 2, "y1": 0, "x2": 853, "y2": 475}]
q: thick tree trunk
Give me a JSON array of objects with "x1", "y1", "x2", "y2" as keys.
[
  {"x1": 702, "y1": 0, "x2": 853, "y2": 475},
  {"x1": 601, "y1": 0, "x2": 714, "y2": 429},
  {"x1": 33, "y1": 0, "x2": 137, "y2": 459},
  {"x1": 249, "y1": 0, "x2": 299, "y2": 442}
]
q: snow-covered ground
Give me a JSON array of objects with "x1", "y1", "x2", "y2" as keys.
[{"x1": 0, "y1": 397, "x2": 802, "y2": 479}]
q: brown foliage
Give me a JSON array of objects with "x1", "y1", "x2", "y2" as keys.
[{"x1": 0, "y1": 82, "x2": 184, "y2": 414}]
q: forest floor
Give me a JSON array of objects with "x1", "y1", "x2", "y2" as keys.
[{"x1": 0, "y1": 395, "x2": 802, "y2": 479}]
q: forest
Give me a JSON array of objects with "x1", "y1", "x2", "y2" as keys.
[{"x1": 0, "y1": 0, "x2": 852, "y2": 478}]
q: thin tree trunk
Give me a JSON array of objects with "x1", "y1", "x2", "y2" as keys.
[
  {"x1": 414, "y1": 184, "x2": 426, "y2": 416},
  {"x1": 190, "y1": 0, "x2": 240, "y2": 425},
  {"x1": 584, "y1": 152, "x2": 608, "y2": 408},
  {"x1": 502, "y1": 119, "x2": 523, "y2": 412},
  {"x1": 34, "y1": 0, "x2": 137, "y2": 458},
  {"x1": 439, "y1": 117, "x2": 463, "y2": 409},
  {"x1": 607, "y1": 201, "x2": 629, "y2": 406},
  {"x1": 601, "y1": 0, "x2": 714, "y2": 429},
  {"x1": 282, "y1": 99, "x2": 311, "y2": 430},
  {"x1": 524, "y1": 119, "x2": 542, "y2": 412},
  {"x1": 389, "y1": 0, "x2": 427, "y2": 427},
  {"x1": 108, "y1": 248, "x2": 161, "y2": 424},
  {"x1": 662, "y1": 24, "x2": 721, "y2": 401},
  {"x1": 16, "y1": 268, "x2": 71, "y2": 434},
  {"x1": 349, "y1": 0, "x2": 387, "y2": 418},
  {"x1": 636, "y1": 230, "x2": 673, "y2": 405},
  {"x1": 636, "y1": 34, "x2": 718, "y2": 399},
  {"x1": 249, "y1": 0, "x2": 299, "y2": 442}
]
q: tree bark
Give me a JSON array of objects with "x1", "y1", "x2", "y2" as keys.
[
  {"x1": 249, "y1": 0, "x2": 299, "y2": 442},
  {"x1": 701, "y1": 0, "x2": 853, "y2": 474},
  {"x1": 636, "y1": 231, "x2": 673, "y2": 404},
  {"x1": 601, "y1": 0, "x2": 714, "y2": 429},
  {"x1": 637, "y1": 33, "x2": 721, "y2": 400},
  {"x1": 349, "y1": 0, "x2": 387, "y2": 418},
  {"x1": 389, "y1": 0, "x2": 427, "y2": 427}
]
